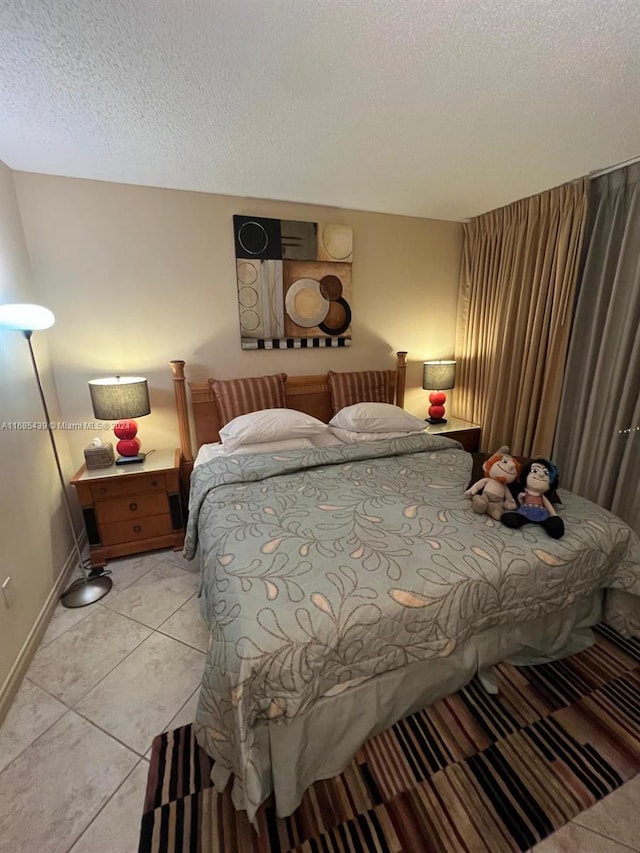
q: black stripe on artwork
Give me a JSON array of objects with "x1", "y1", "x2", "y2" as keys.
[
  {"x1": 257, "y1": 339, "x2": 265, "y2": 349},
  {"x1": 287, "y1": 339, "x2": 294, "y2": 348},
  {"x1": 338, "y1": 337, "x2": 346, "y2": 346},
  {"x1": 313, "y1": 338, "x2": 320, "y2": 347}
]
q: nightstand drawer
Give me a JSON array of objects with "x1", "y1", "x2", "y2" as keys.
[
  {"x1": 100, "y1": 514, "x2": 173, "y2": 547},
  {"x1": 95, "y1": 493, "x2": 169, "y2": 525},
  {"x1": 91, "y1": 474, "x2": 166, "y2": 501}
]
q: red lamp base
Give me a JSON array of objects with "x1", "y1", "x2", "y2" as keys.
[
  {"x1": 113, "y1": 419, "x2": 146, "y2": 463},
  {"x1": 426, "y1": 392, "x2": 448, "y2": 424}
]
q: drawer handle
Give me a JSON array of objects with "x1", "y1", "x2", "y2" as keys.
[
  {"x1": 129, "y1": 502, "x2": 138, "y2": 511},
  {"x1": 150, "y1": 480, "x2": 158, "y2": 487},
  {"x1": 133, "y1": 524, "x2": 142, "y2": 533},
  {"x1": 99, "y1": 486, "x2": 107, "y2": 495}
]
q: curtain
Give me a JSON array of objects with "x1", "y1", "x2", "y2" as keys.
[
  {"x1": 455, "y1": 179, "x2": 587, "y2": 457},
  {"x1": 554, "y1": 163, "x2": 640, "y2": 534}
]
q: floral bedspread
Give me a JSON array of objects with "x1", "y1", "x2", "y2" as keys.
[{"x1": 183, "y1": 434, "x2": 640, "y2": 817}]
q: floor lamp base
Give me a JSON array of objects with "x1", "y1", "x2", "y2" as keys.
[{"x1": 60, "y1": 575, "x2": 113, "y2": 608}]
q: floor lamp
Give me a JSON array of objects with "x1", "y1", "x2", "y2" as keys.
[{"x1": 0, "y1": 303, "x2": 112, "y2": 607}]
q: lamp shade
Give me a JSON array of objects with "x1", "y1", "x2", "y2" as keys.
[
  {"x1": 88, "y1": 376, "x2": 151, "y2": 420},
  {"x1": 422, "y1": 360, "x2": 456, "y2": 391},
  {"x1": 0, "y1": 303, "x2": 55, "y2": 331}
]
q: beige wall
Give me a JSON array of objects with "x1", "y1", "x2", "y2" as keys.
[
  {"x1": 0, "y1": 162, "x2": 74, "y2": 700},
  {"x1": 13, "y1": 173, "x2": 463, "y2": 464}
]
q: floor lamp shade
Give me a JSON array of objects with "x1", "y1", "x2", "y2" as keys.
[
  {"x1": 422, "y1": 360, "x2": 456, "y2": 424},
  {"x1": 88, "y1": 377, "x2": 151, "y2": 460},
  {"x1": 0, "y1": 302, "x2": 112, "y2": 607},
  {"x1": 0, "y1": 303, "x2": 55, "y2": 331}
]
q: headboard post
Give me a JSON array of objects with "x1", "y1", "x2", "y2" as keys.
[
  {"x1": 395, "y1": 351, "x2": 407, "y2": 408},
  {"x1": 169, "y1": 360, "x2": 194, "y2": 465}
]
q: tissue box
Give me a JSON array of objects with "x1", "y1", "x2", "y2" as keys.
[{"x1": 84, "y1": 441, "x2": 115, "y2": 470}]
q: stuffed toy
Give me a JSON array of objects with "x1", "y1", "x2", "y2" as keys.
[
  {"x1": 465, "y1": 446, "x2": 521, "y2": 520},
  {"x1": 501, "y1": 458, "x2": 564, "y2": 538}
]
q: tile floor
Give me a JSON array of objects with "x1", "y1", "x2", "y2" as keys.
[{"x1": 0, "y1": 549, "x2": 639, "y2": 853}]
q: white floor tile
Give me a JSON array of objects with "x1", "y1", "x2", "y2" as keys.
[
  {"x1": 152, "y1": 548, "x2": 200, "y2": 574},
  {"x1": 38, "y1": 597, "x2": 95, "y2": 648},
  {"x1": 76, "y1": 632, "x2": 205, "y2": 754},
  {"x1": 573, "y1": 775, "x2": 640, "y2": 850},
  {"x1": 98, "y1": 552, "x2": 159, "y2": 593},
  {"x1": 165, "y1": 687, "x2": 200, "y2": 732},
  {"x1": 0, "y1": 711, "x2": 137, "y2": 853},
  {"x1": 69, "y1": 760, "x2": 150, "y2": 853},
  {"x1": 157, "y1": 593, "x2": 209, "y2": 651},
  {"x1": 27, "y1": 607, "x2": 151, "y2": 705},
  {"x1": 531, "y1": 821, "x2": 636, "y2": 851},
  {"x1": 0, "y1": 680, "x2": 66, "y2": 773},
  {"x1": 102, "y1": 562, "x2": 198, "y2": 628}
]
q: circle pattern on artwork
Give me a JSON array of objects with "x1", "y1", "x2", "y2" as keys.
[
  {"x1": 285, "y1": 279, "x2": 330, "y2": 328},
  {"x1": 238, "y1": 221, "x2": 269, "y2": 255},
  {"x1": 321, "y1": 225, "x2": 352, "y2": 261},
  {"x1": 237, "y1": 262, "x2": 258, "y2": 285},
  {"x1": 240, "y1": 309, "x2": 260, "y2": 332},
  {"x1": 319, "y1": 297, "x2": 351, "y2": 336}
]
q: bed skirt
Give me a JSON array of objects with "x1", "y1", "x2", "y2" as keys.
[{"x1": 203, "y1": 590, "x2": 615, "y2": 820}]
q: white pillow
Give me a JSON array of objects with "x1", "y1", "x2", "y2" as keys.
[
  {"x1": 308, "y1": 431, "x2": 346, "y2": 447},
  {"x1": 329, "y1": 426, "x2": 424, "y2": 443},
  {"x1": 329, "y1": 402, "x2": 426, "y2": 434},
  {"x1": 220, "y1": 408, "x2": 329, "y2": 450}
]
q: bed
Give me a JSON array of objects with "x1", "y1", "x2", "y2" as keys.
[{"x1": 169, "y1": 356, "x2": 640, "y2": 826}]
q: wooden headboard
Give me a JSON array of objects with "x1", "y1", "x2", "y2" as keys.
[{"x1": 169, "y1": 352, "x2": 408, "y2": 473}]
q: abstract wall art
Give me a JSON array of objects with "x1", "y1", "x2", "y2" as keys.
[{"x1": 233, "y1": 215, "x2": 353, "y2": 350}]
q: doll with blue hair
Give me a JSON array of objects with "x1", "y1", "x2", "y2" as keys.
[{"x1": 501, "y1": 458, "x2": 565, "y2": 538}]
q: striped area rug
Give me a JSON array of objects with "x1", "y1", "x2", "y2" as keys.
[{"x1": 139, "y1": 624, "x2": 640, "y2": 852}]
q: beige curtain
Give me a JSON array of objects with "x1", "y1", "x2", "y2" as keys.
[{"x1": 455, "y1": 179, "x2": 588, "y2": 457}]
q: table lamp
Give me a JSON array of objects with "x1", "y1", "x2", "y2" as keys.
[
  {"x1": 88, "y1": 376, "x2": 151, "y2": 464},
  {"x1": 422, "y1": 360, "x2": 456, "y2": 423}
]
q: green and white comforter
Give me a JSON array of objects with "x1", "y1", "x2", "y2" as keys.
[{"x1": 183, "y1": 434, "x2": 640, "y2": 817}]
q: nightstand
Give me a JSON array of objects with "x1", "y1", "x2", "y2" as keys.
[
  {"x1": 424, "y1": 417, "x2": 481, "y2": 452},
  {"x1": 70, "y1": 449, "x2": 185, "y2": 568}
]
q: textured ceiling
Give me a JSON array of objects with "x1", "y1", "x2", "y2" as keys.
[{"x1": 1, "y1": 0, "x2": 639, "y2": 221}]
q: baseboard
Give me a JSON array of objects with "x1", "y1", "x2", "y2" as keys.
[{"x1": 0, "y1": 533, "x2": 87, "y2": 725}]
